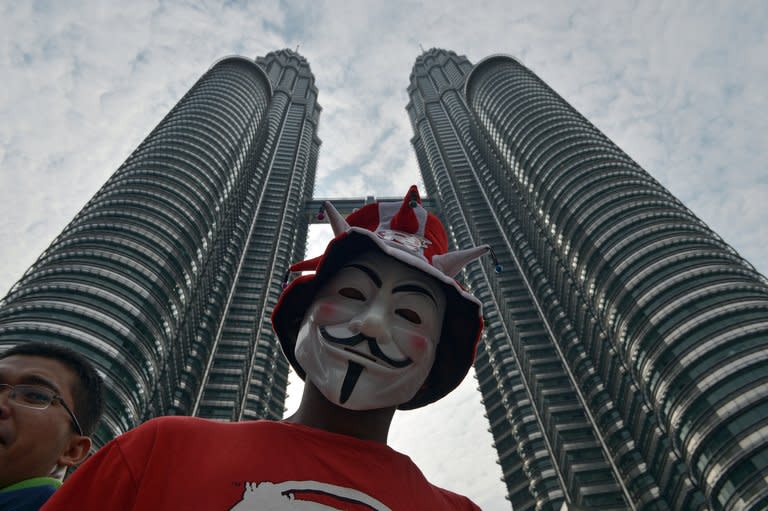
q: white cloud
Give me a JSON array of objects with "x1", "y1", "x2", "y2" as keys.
[{"x1": 0, "y1": 0, "x2": 290, "y2": 294}]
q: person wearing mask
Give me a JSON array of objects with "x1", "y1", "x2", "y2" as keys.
[{"x1": 44, "y1": 186, "x2": 488, "y2": 510}]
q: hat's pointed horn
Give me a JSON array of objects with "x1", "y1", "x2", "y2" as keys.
[
  {"x1": 324, "y1": 200, "x2": 350, "y2": 236},
  {"x1": 432, "y1": 245, "x2": 490, "y2": 277},
  {"x1": 391, "y1": 185, "x2": 421, "y2": 233}
]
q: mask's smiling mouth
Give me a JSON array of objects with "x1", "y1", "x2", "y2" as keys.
[
  {"x1": 319, "y1": 326, "x2": 412, "y2": 369},
  {"x1": 343, "y1": 347, "x2": 377, "y2": 363}
]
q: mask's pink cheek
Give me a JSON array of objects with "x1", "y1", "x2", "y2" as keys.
[
  {"x1": 315, "y1": 302, "x2": 346, "y2": 322},
  {"x1": 316, "y1": 303, "x2": 336, "y2": 319},
  {"x1": 409, "y1": 335, "x2": 430, "y2": 355}
]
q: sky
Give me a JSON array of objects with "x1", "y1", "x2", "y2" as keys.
[{"x1": 1, "y1": 1, "x2": 766, "y2": 509}]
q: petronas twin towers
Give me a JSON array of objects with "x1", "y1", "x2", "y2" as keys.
[{"x1": 2, "y1": 49, "x2": 767, "y2": 510}]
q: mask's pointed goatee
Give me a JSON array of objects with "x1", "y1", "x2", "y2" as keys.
[{"x1": 339, "y1": 361, "x2": 364, "y2": 404}]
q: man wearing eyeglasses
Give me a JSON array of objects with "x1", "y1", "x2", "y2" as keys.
[{"x1": 0, "y1": 342, "x2": 103, "y2": 510}]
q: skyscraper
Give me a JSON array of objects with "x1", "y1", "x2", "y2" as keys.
[
  {"x1": 0, "y1": 49, "x2": 320, "y2": 446},
  {"x1": 408, "y1": 49, "x2": 768, "y2": 511},
  {"x1": 2, "y1": 44, "x2": 765, "y2": 511}
]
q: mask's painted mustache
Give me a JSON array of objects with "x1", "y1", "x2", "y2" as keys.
[{"x1": 320, "y1": 326, "x2": 412, "y2": 369}]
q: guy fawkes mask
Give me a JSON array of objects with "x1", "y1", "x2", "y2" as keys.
[{"x1": 294, "y1": 251, "x2": 446, "y2": 410}]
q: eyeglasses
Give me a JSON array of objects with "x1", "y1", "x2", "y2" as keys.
[{"x1": 0, "y1": 383, "x2": 83, "y2": 436}]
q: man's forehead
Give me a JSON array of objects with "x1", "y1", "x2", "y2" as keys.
[{"x1": 0, "y1": 355, "x2": 76, "y2": 395}]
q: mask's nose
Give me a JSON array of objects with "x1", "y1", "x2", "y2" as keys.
[{"x1": 350, "y1": 302, "x2": 390, "y2": 343}]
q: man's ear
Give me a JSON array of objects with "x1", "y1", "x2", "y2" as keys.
[{"x1": 57, "y1": 435, "x2": 92, "y2": 468}]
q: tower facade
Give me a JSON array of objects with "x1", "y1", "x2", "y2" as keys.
[
  {"x1": 408, "y1": 49, "x2": 768, "y2": 511},
  {"x1": 0, "y1": 50, "x2": 320, "y2": 446}
]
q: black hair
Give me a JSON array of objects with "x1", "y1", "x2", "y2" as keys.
[{"x1": 0, "y1": 342, "x2": 104, "y2": 436}]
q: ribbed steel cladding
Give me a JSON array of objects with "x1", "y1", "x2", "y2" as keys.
[
  {"x1": 245, "y1": 64, "x2": 317, "y2": 421},
  {"x1": 460, "y1": 51, "x2": 662, "y2": 510},
  {"x1": 411, "y1": 51, "x2": 573, "y2": 510},
  {"x1": 193, "y1": 52, "x2": 319, "y2": 423},
  {"x1": 409, "y1": 51, "x2": 728, "y2": 511},
  {"x1": 467, "y1": 60, "x2": 706, "y2": 510},
  {"x1": 133, "y1": 60, "x2": 270, "y2": 421},
  {"x1": 467, "y1": 57, "x2": 768, "y2": 510},
  {"x1": 0, "y1": 58, "x2": 270, "y2": 444},
  {"x1": 416, "y1": 55, "x2": 550, "y2": 509}
]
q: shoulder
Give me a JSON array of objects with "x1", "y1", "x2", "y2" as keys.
[
  {"x1": 0, "y1": 479, "x2": 57, "y2": 510},
  {"x1": 433, "y1": 486, "x2": 482, "y2": 511},
  {"x1": 129, "y1": 415, "x2": 278, "y2": 435},
  {"x1": 118, "y1": 416, "x2": 276, "y2": 446},
  {"x1": 385, "y1": 449, "x2": 481, "y2": 510},
  {"x1": 132, "y1": 415, "x2": 230, "y2": 433},
  {"x1": 75, "y1": 418, "x2": 282, "y2": 486}
]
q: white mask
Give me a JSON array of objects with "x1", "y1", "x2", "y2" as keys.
[{"x1": 294, "y1": 251, "x2": 447, "y2": 410}]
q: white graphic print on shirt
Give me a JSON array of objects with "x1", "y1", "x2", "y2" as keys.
[{"x1": 228, "y1": 480, "x2": 391, "y2": 511}]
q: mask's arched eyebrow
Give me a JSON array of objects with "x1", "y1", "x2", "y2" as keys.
[
  {"x1": 393, "y1": 284, "x2": 437, "y2": 305},
  {"x1": 346, "y1": 264, "x2": 382, "y2": 288}
]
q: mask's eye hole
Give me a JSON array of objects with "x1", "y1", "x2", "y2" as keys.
[
  {"x1": 396, "y1": 308, "x2": 421, "y2": 324},
  {"x1": 339, "y1": 287, "x2": 365, "y2": 301}
]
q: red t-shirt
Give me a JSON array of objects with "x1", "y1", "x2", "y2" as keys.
[{"x1": 43, "y1": 416, "x2": 480, "y2": 510}]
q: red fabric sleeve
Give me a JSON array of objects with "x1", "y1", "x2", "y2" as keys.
[
  {"x1": 436, "y1": 487, "x2": 483, "y2": 511},
  {"x1": 467, "y1": 499, "x2": 483, "y2": 511},
  {"x1": 41, "y1": 420, "x2": 158, "y2": 510}
]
